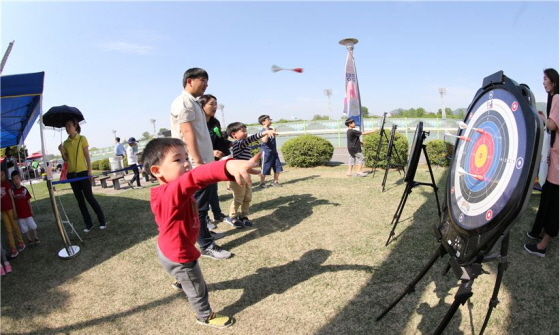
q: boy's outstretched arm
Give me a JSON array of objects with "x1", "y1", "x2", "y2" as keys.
[{"x1": 226, "y1": 152, "x2": 262, "y2": 185}]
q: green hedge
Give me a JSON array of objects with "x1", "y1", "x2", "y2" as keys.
[
  {"x1": 281, "y1": 135, "x2": 334, "y2": 168},
  {"x1": 363, "y1": 130, "x2": 409, "y2": 168},
  {"x1": 425, "y1": 140, "x2": 454, "y2": 167}
]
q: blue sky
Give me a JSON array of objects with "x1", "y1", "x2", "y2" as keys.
[{"x1": 2, "y1": 1, "x2": 558, "y2": 155}]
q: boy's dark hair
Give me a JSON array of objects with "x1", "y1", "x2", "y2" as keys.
[
  {"x1": 10, "y1": 170, "x2": 20, "y2": 179},
  {"x1": 142, "y1": 138, "x2": 185, "y2": 178},
  {"x1": 116, "y1": 137, "x2": 121, "y2": 142},
  {"x1": 344, "y1": 118, "x2": 355, "y2": 127},
  {"x1": 182, "y1": 68, "x2": 209, "y2": 88},
  {"x1": 226, "y1": 122, "x2": 246, "y2": 138},
  {"x1": 258, "y1": 115, "x2": 270, "y2": 125}
]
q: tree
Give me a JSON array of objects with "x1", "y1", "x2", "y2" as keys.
[
  {"x1": 158, "y1": 127, "x2": 169, "y2": 133},
  {"x1": 361, "y1": 106, "x2": 369, "y2": 117},
  {"x1": 312, "y1": 115, "x2": 330, "y2": 121},
  {"x1": 140, "y1": 131, "x2": 152, "y2": 141}
]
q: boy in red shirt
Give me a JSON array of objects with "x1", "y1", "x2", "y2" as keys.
[
  {"x1": 1, "y1": 170, "x2": 25, "y2": 258},
  {"x1": 11, "y1": 171, "x2": 41, "y2": 246},
  {"x1": 142, "y1": 138, "x2": 259, "y2": 329}
]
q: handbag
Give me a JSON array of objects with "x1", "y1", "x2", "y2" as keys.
[
  {"x1": 537, "y1": 129, "x2": 551, "y2": 186},
  {"x1": 59, "y1": 162, "x2": 69, "y2": 181}
]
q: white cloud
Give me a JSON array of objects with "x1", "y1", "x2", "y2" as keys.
[{"x1": 98, "y1": 42, "x2": 153, "y2": 55}]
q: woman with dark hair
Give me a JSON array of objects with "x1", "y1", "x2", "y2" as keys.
[
  {"x1": 199, "y1": 94, "x2": 229, "y2": 225},
  {"x1": 58, "y1": 118, "x2": 107, "y2": 232},
  {"x1": 525, "y1": 68, "x2": 559, "y2": 257}
]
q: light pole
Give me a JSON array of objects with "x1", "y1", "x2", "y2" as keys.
[
  {"x1": 339, "y1": 38, "x2": 363, "y2": 130},
  {"x1": 218, "y1": 104, "x2": 225, "y2": 126},
  {"x1": 324, "y1": 89, "x2": 332, "y2": 120},
  {"x1": 150, "y1": 119, "x2": 156, "y2": 137},
  {"x1": 112, "y1": 129, "x2": 116, "y2": 139},
  {"x1": 439, "y1": 88, "x2": 447, "y2": 120}
]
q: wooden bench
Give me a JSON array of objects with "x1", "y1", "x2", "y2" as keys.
[
  {"x1": 98, "y1": 175, "x2": 111, "y2": 188},
  {"x1": 91, "y1": 175, "x2": 100, "y2": 187}
]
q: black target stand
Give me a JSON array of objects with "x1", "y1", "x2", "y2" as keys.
[
  {"x1": 377, "y1": 232, "x2": 510, "y2": 335},
  {"x1": 385, "y1": 130, "x2": 441, "y2": 246},
  {"x1": 380, "y1": 124, "x2": 405, "y2": 192}
]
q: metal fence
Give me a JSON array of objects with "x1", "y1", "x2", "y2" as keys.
[{"x1": 89, "y1": 118, "x2": 461, "y2": 161}]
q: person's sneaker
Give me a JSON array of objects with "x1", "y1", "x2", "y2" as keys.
[
  {"x1": 3, "y1": 262, "x2": 12, "y2": 273},
  {"x1": 213, "y1": 213, "x2": 227, "y2": 222},
  {"x1": 240, "y1": 217, "x2": 253, "y2": 227},
  {"x1": 201, "y1": 244, "x2": 232, "y2": 260},
  {"x1": 357, "y1": 172, "x2": 368, "y2": 177},
  {"x1": 127, "y1": 180, "x2": 133, "y2": 188},
  {"x1": 16, "y1": 242, "x2": 26, "y2": 252},
  {"x1": 258, "y1": 183, "x2": 268, "y2": 188},
  {"x1": 84, "y1": 224, "x2": 94, "y2": 233},
  {"x1": 196, "y1": 312, "x2": 234, "y2": 329},
  {"x1": 99, "y1": 222, "x2": 107, "y2": 230},
  {"x1": 270, "y1": 182, "x2": 282, "y2": 187},
  {"x1": 526, "y1": 231, "x2": 541, "y2": 240},
  {"x1": 171, "y1": 281, "x2": 183, "y2": 291},
  {"x1": 207, "y1": 221, "x2": 217, "y2": 230},
  {"x1": 27, "y1": 240, "x2": 35, "y2": 248},
  {"x1": 34, "y1": 238, "x2": 41, "y2": 246},
  {"x1": 224, "y1": 217, "x2": 243, "y2": 229},
  {"x1": 524, "y1": 243, "x2": 546, "y2": 257},
  {"x1": 9, "y1": 248, "x2": 18, "y2": 259},
  {"x1": 210, "y1": 231, "x2": 225, "y2": 240}
]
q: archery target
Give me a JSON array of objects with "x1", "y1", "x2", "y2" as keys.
[{"x1": 449, "y1": 88, "x2": 526, "y2": 230}]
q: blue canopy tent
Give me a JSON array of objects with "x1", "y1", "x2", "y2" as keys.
[
  {"x1": 1, "y1": 72, "x2": 45, "y2": 148},
  {"x1": 1, "y1": 71, "x2": 80, "y2": 259}
]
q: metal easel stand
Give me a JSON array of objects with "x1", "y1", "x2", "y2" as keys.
[{"x1": 47, "y1": 180, "x2": 81, "y2": 259}]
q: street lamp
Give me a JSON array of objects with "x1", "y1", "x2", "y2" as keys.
[
  {"x1": 218, "y1": 103, "x2": 225, "y2": 126},
  {"x1": 439, "y1": 88, "x2": 447, "y2": 120},
  {"x1": 324, "y1": 89, "x2": 332, "y2": 120},
  {"x1": 112, "y1": 129, "x2": 116, "y2": 139},
  {"x1": 150, "y1": 119, "x2": 156, "y2": 137}
]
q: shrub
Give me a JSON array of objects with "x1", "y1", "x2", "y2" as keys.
[
  {"x1": 281, "y1": 135, "x2": 334, "y2": 167},
  {"x1": 91, "y1": 160, "x2": 100, "y2": 170},
  {"x1": 425, "y1": 140, "x2": 454, "y2": 167},
  {"x1": 363, "y1": 130, "x2": 409, "y2": 168},
  {"x1": 99, "y1": 158, "x2": 110, "y2": 171}
]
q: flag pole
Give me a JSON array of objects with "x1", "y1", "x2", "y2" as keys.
[{"x1": 339, "y1": 38, "x2": 363, "y2": 131}]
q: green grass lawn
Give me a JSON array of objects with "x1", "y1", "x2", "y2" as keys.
[{"x1": 1, "y1": 165, "x2": 557, "y2": 334}]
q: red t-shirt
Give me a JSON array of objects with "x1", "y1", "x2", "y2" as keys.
[
  {"x1": 12, "y1": 186, "x2": 32, "y2": 218},
  {"x1": 1, "y1": 180, "x2": 13, "y2": 211},
  {"x1": 150, "y1": 159, "x2": 232, "y2": 263}
]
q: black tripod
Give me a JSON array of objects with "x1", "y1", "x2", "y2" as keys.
[
  {"x1": 385, "y1": 133, "x2": 441, "y2": 246},
  {"x1": 377, "y1": 233, "x2": 511, "y2": 335},
  {"x1": 380, "y1": 124, "x2": 405, "y2": 192}
]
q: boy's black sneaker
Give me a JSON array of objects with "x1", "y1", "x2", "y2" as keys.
[
  {"x1": 524, "y1": 243, "x2": 546, "y2": 257},
  {"x1": 224, "y1": 217, "x2": 243, "y2": 229},
  {"x1": 240, "y1": 217, "x2": 253, "y2": 227}
]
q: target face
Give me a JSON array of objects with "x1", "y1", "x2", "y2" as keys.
[{"x1": 449, "y1": 88, "x2": 527, "y2": 230}]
